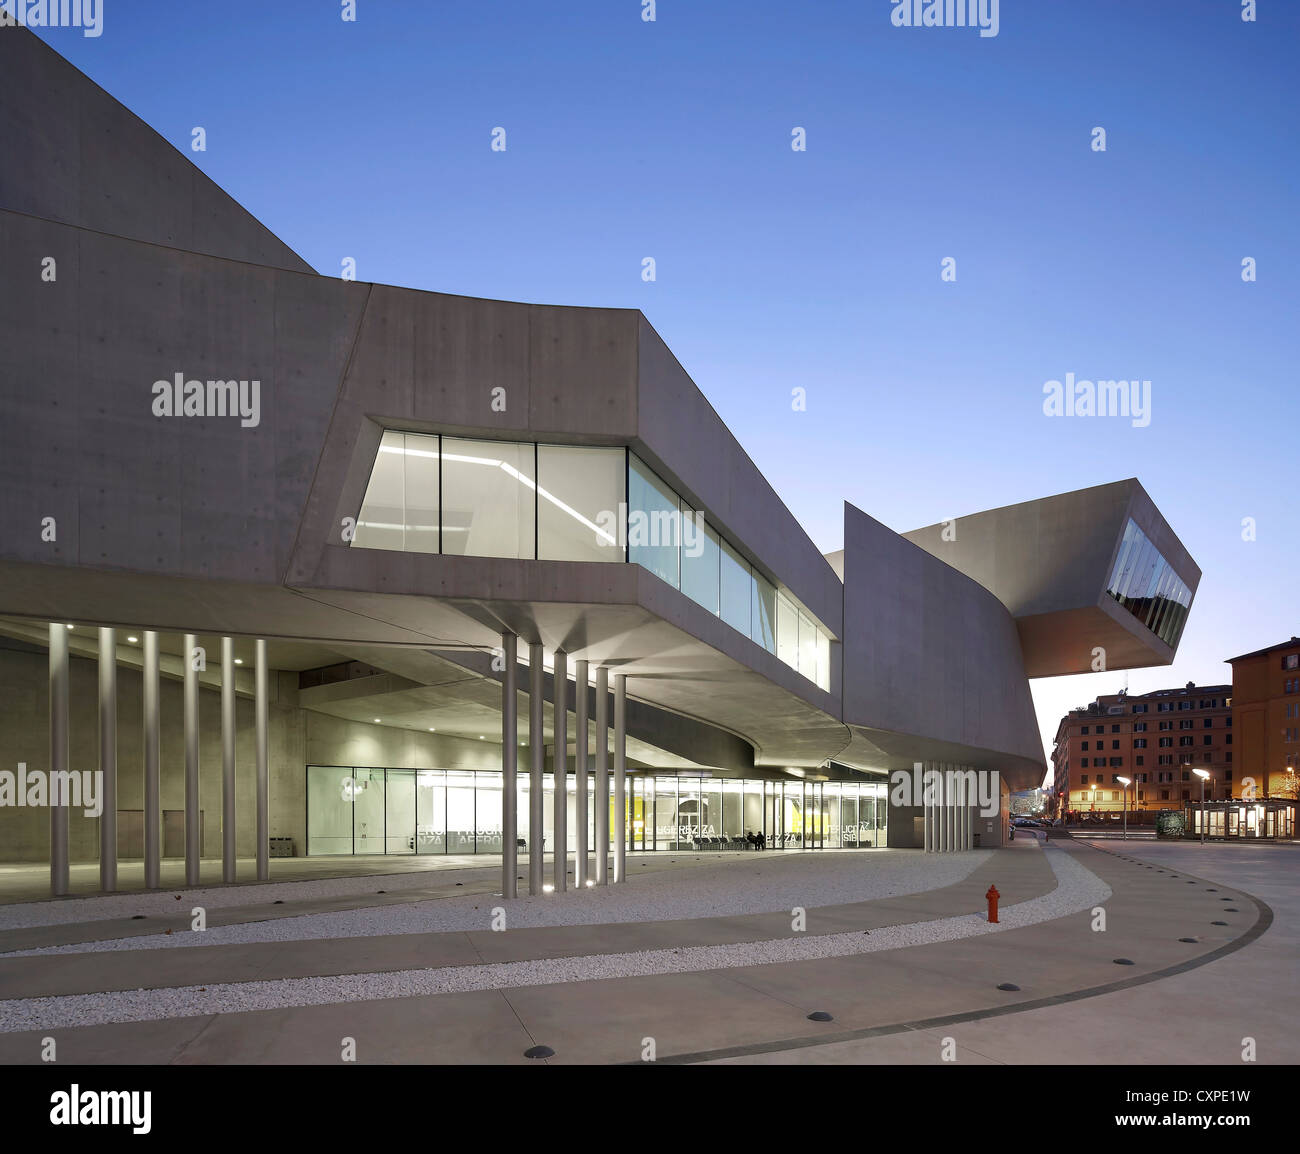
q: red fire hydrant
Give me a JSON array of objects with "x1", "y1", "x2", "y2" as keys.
[{"x1": 986, "y1": 884, "x2": 1000, "y2": 924}]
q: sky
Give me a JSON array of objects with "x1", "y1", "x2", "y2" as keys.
[{"x1": 32, "y1": 1, "x2": 1300, "y2": 781}]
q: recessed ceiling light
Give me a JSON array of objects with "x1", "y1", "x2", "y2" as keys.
[
  {"x1": 65, "y1": 624, "x2": 74, "y2": 630},
  {"x1": 478, "y1": 735, "x2": 485, "y2": 740},
  {"x1": 234, "y1": 658, "x2": 243, "y2": 665},
  {"x1": 127, "y1": 636, "x2": 139, "y2": 644},
  {"x1": 428, "y1": 727, "x2": 435, "y2": 732},
  {"x1": 374, "y1": 718, "x2": 381, "y2": 723}
]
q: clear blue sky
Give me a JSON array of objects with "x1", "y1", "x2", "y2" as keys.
[{"x1": 37, "y1": 1, "x2": 1300, "y2": 776}]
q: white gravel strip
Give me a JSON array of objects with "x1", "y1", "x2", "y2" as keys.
[
  {"x1": 0, "y1": 846, "x2": 1107, "y2": 1033},
  {"x1": 5, "y1": 850, "x2": 989, "y2": 956}
]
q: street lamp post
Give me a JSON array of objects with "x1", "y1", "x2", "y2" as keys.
[
  {"x1": 1117, "y1": 776, "x2": 1131, "y2": 840},
  {"x1": 1193, "y1": 768, "x2": 1211, "y2": 844}
]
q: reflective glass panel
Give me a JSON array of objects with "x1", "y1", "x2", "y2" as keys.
[
  {"x1": 537, "y1": 444, "x2": 625, "y2": 563},
  {"x1": 628, "y1": 453, "x2": 680, "y2": 587},
  {"x1": 720, "y1": 538, "x2": 750, "y2": 634},
  {"x1": 441, "y1": 437, "x2": 535, "y2": 559},
  {"x1": 681, "y1": 514, "x2": 721, "y2": 615}
]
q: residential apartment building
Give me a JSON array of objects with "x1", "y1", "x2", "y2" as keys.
[
  {"x1": 1051, "y1": 683, "x2": 1233, "y2": 815},
  {"x1": 1227, "y1": 636, "x2": 1300, "y2": 798}
]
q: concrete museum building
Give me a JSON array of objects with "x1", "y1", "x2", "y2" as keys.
[{"x1": 0, "y1": 29, "x2": 1202, "y2": 897}]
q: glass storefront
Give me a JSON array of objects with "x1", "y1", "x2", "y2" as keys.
[{"x1": 307, "y1": 766, "x2": 889, "y2": 856}]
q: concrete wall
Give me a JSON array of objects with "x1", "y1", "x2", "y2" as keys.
[{"x1": 842, "y1": 503, "x2": 1044, "y2": 769}]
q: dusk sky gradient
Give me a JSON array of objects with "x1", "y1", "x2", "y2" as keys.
[{"x1": 34, "y1": 1, "x2": 1299, "y2": 781}]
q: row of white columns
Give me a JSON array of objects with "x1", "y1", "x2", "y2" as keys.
[
  {"x1": 500, "y1": 632, "x2": 627, "y2": 898},
  {"x1": 921, "y1": 762, "x2": 975, "y2": 853},
  {"x1": 47, "y1": 624, "x2": 270, "y2": 896}
]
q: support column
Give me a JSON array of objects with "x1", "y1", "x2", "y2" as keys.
[
  {"x1": 940, "y1": 765, "x2": 948, "y2": 853},
  {"x1": 947, "y1": 766, "x2": 956, "y2": 852},
  {"x1": 613, "y1": 673, "x2": 627, "y2": 883},
  {"x1": 255, "y1": 638, "x2": 269, "y2": 882},
  {"x1": 221, "y1": 637, "x2": 236, "y2": 884},
  {"x1": 552, "y1": 649, "x2": 568, "y2": 893},
  {"x1": 98, "y1": 627, "x2": 117, "y2": 892},
  {"x1": 183, "y1": 633, "x2": 200, "y2": 886},
  {"x1": 574, "y1": 659, "x2": 589, "y2": 888},
  {"x1": 49, "y1": 624, "x2": 69, "y2": 897},
  {"x1": 143, "y1": 631, "x2": 160, "y2": 888},
  {"x1": 922, "y1": 763, "x2": 933, "y2": 852},
  {"x1": 501, "y1": 633, "x2": 518, "y2": 900},
  {"x1": 528, "y1": 643, "x2": 544, "y2": 896},
  {"x1": 594, "y1": 666, "x2": 609, "y2": 885}
]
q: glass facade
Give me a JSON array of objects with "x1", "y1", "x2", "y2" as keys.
[
  {"x1": 307, "y1": 766, "x2": 887, "y2": 855},
  {"x1": 353, "y1": 433, "x2": 835, "y2": 691},
  {"x1": 1105, "y1": 519, "x2": 1192, "y2": 648}
]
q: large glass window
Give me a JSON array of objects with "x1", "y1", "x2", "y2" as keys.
[
  {"x1": 352, "y1": 431, "x2": 836, "y2": 690},
  {"x1": 628, "y1": 453, "x2": 681, "y2": 587},
  {"x1": 385, "y1": 769, "x2": 416, "y2": 854},
  {"x1": 537, "y1": 444, "x2": 625, "y2": 563},
  {"x1": 776, "y1": 592, "x2": 799, "y2": 668},
  {"x1": 681, "y1": 513, "x2": 721, "y2": 615},
  {"x1": 442, "y1": 437, "x2": 535, "y2": 559},
  {"x1": 720, "y1": 538, "x2": 751, "y2": 634},
  {"x1": 307, "y1": 766, "x2": 355, "y2": 856},
  {"x1": 401, "y1": 433, "x2": 441, "y2": 554}
]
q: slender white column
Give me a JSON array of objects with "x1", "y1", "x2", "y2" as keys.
[
  {"x1": 255, "y1": 638, "x2": 269, "y2": 881},
  {"x1": 574, "y1": 660, "x2": 589, "y2": 888},
  {"x1": 613, "y1": 674, "x2": 627, "y2": 883},
  {"x1": 49, "y1": 624, "x2": 69, "y2": 897},
  {"x1": 98, "y1": 627, "x2": 117, "y2": 892},
  {"x1": 501, "y1": 633, "x2": 518, "y2": 900},
  {"x1": 528, "y1": 643, "x2": 544, "y2": 896},
  {"x1": 221, "y1": 637, "x2": 236, "y2": 883},
  {"x1": 143, "y1": 631, "x2": 161, "y2": 888},
  {"x1": 183, "y1": 633, "x2": 200, "y2": 886},
  {"x1": 922, "y1": 763, "x2": 933, "y2": 852},
  {"x1": 945, "y1": 766, "x2": 954, "y2": 853},
  {"x1": 594, "y1": 667, "x2": 609, "y2": 885},
  {"x1": 552, "y1": 650, "x2": 568, "y2": 893}
]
